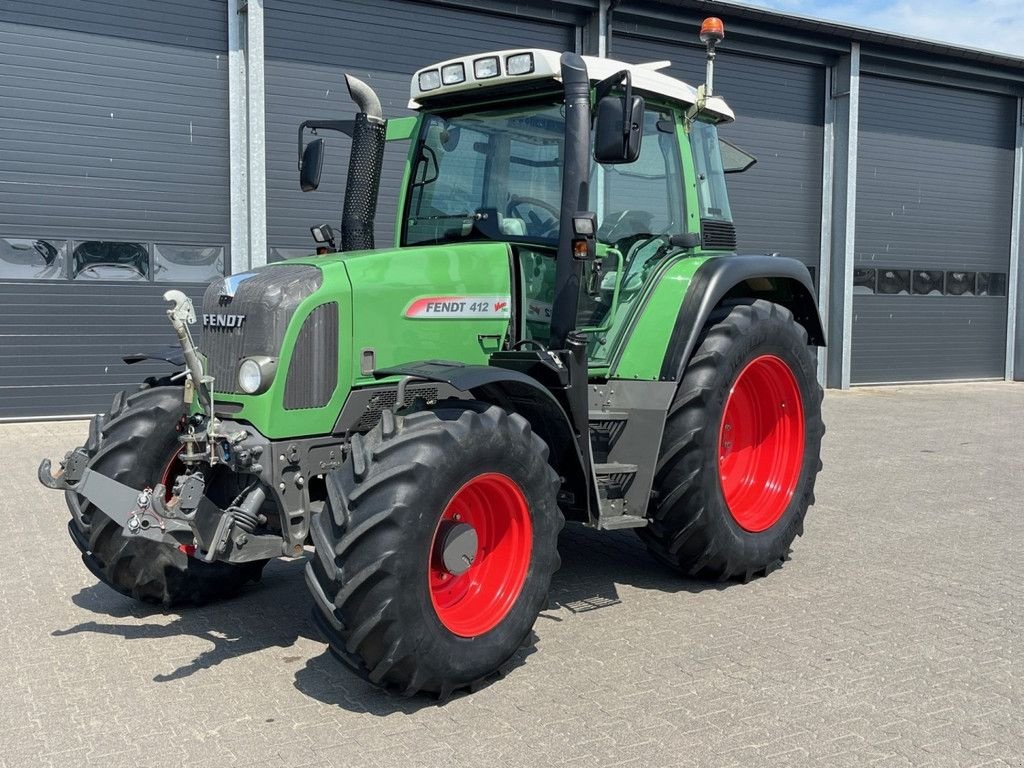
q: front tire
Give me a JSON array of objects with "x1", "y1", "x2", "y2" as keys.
[
  {"x1": 68, "y1": 387, "x2": 267, "y2": 607},
  {"x1": 640, "y1": 299, "x2": 824, "y2": 581},
  {"x1": 306, "y1": 402, "x2": 563, "y2": 697}
]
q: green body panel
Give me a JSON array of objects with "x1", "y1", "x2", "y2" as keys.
[
  {"x1": 385, "y1": 116, "x2": 417, "y2": 141},
  {"x1": 213, "y1": 242, "x2": 512, "y2": 439},
  {"x1": 340, "y1": 241, "x2": 512, "y2": 387},
  {"x1": 611, "y1": 254, "x2": 715, "y2": 380},
  {"x1": 676, "y1": 112, "x2": 702, "y2": 240}
]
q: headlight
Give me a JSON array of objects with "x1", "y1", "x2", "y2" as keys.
[
  {"x1": 418, "y1": 69, "x2": 441, "y2": 92},
  {"x1": 441, "y1": 63, "x2": 466, "y2": 85},
  {"x1": 238, "y1": 356, "x2": 277, "y2": 394},
  {"x1": 506, "y1": 53, "x2": 534, "y2": 76},
  {"x1": 473, "y1": 56, "x2": 499, "y2": 79}
]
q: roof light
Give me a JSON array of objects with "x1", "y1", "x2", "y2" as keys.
[
  {"x1": 699, "y1": 17, "x2": 725, "y2": 44},
  {"x1": 441, "y1": 62, "x2": 466, "y2": 85},
  {"x1": 473, "y1": 56, "x2": 500, "y2": 79},
  {"x1": 505, "y1": 52, "x2": 534, "y2": 76},
  {"x1": 418, "y1": 69, "x2": 441, "y2": 91}
]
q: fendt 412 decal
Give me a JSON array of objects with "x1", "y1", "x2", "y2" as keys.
[{"x1": 405, "y1": 296, "x2": 512, "y2": 319}]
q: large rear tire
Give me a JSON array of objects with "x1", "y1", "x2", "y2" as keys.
[
  {"x1": 68, "y1": 387, "x2": 267, "y2": 607},
  {"x1": 306, "y1": 402, "x2": 563, "y2": 697},
  {"x1": 640, "y1": 299, "x2": 824, "y2": 581}
]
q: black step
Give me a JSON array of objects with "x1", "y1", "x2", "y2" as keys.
[
  {"x1": 597, "y1": 514, "x2": 648, "y2": 531},
  {"x1": 593, "y1": 462, "x2": 638, "y2": 476},
  {"x1": 588, "y1": 410, "x2": 629, "y2": 422}
]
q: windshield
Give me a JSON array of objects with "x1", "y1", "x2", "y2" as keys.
[{"x1": 403, "y1": 102, "x2": 684, "y2": 250}]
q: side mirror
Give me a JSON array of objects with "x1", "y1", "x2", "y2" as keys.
[
  {"x1": 299, "y1": 138, "x2": 324, "y2": 192},
  {"x1": 594, "y1": 95, "x2": 644, "y2": 164}
]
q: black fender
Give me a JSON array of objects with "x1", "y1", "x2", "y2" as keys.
[
  {"x1": 122, "y1": 344, "x2": 185, "y2": 367},
  {"x1": 660, "y1": 255, "x2": 826, "y2": 381},
  {"x1": 376, "y1": 360, "x2": 591, "y2": 521}
]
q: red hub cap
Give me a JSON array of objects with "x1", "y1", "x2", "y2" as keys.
[
  {"x1": 428, "y1": 473, "x2": 532, "y2": 638},
  {"x1": 718, "y1": 355, "x2": 805, "y2": 532}
]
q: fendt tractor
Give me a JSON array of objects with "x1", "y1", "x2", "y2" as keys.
[{"x1": 40, "y1": 19, "x2": 825, "y2": 697}]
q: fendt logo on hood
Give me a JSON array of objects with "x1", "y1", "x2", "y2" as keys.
[{"x1": 203, "y1": 313, "x2": 246, "y2": 329}]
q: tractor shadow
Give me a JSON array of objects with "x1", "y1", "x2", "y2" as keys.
[
  {"x1": 52, "y1": 556, "x2": 319, "y2": 683},
  {"x1": 544, "y1": 523, "x2": 732, "y2": 617},
  {"x1": 52, "y1": 525, "x2": 732, "y2": 715}
]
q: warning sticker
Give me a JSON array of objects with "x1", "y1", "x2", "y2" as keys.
[{"x1": 405, "y1": 296, "x2": 512, "y2": 319}]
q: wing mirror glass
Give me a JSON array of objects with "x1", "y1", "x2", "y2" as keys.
[
  {"x1": 594, "y1": 95, "x2": 644, "y2": 164},
  {"x1": 299, "y1": 138, "x2": 325, "y2": 192}
]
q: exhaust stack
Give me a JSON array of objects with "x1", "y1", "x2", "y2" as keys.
[{"x1": 341, "y1": 74, "x2": 386, "y2": 251}]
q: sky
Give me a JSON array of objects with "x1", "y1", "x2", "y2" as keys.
[{"x1": 726, "y1": 0, "x2": 1023, "y2": 56}]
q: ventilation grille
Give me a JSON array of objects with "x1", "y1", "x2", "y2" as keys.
[
  {"x1": 201, "y1": 265, "x2": 322, "y2": 394},
  {"x1": 701, "y1": 219, "x2": 738, "y2": 251},
  {"x1": 355, "y1": 386, "x2": 440, "y2": 431},
  {"x1": 284, "y1": 303, "x2": 338, "y2": 410}
]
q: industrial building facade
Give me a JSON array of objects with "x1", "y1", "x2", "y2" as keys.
[{"x1": 1, "y1": 0, "x2": 1021, "y2": 418}]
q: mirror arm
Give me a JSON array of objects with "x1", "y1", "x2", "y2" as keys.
[
  {"x1": 593, "y1": 68, "x2": 629, "y2": 103},
  {"x1": 621, "y1": 71, "x2": 633, "y2": 146},
  {"x1": 297, "y1": 119, "x2": 355, "y2": 170}
]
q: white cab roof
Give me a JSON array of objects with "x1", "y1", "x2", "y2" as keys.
[{"x1": 409, "y1": 49, "x2": 734, "y2": 123}]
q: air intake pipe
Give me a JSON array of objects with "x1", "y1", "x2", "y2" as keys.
[{"x1": 341, "y1": 74, "x2": 385, "y2": 252}]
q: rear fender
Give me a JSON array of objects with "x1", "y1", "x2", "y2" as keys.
[
  {"x1": 660, "y1": 255, "x2": 826, "y2": 381},
  {"x1": 376, "y1": 361, "x2": 591, "y2": 521}
]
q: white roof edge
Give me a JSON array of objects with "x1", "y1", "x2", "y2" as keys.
[{"x1": 407, "y1": 49, "x2": 734, "y2": 123}]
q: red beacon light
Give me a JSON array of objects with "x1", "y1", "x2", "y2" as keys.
[{"x1": 699, "y1": 17, "x2": 725, "y2": 44}]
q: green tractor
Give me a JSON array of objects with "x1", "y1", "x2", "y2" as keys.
[{"x1": 40, "y1": 19, "x2": 824, "y2": 697}]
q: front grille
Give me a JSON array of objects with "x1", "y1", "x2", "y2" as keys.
[
  {"x1": 701, "y1": 218, "x2": 738, "y2": 251},
  {"x1": 201, "y1": 265, "x2": 322, "y2": 394},
  {"x1": 284, "y1": 303, "x2": 339, "y2": 410}
]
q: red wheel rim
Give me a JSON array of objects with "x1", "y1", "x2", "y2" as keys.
[
  {"x1": 159, "y1": 448, "x2": 185, "y2": 503},
  {"x1": 718, "y1": 354, "x2": 805, "y2": 533},
  {"x1": 428, "y1": 473, "x2": 532, "y2": 638},
  {"x1": 160, "y1": 447, "x2": 196, "y2": 556}
]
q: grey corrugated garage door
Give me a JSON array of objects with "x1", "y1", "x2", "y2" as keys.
[
  {"x1": 851, "y1": 76, "x2": 1015, "y2": 384},
  {"x1": 612, "y1": 35, "x2": 825, "y2": 277},
  {"x1": 264, "y1": 0, "x2": 577, "y2": 255},
  {"x1": 0, "y1": 1, "x2": 229, "y2": 418}
]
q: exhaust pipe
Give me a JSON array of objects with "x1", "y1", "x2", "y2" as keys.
[
  {"x1": 549, "y1": 53, "x2": 592, "y2": 350},
  {"x1": 341, "y1": 74, "x2": 386, "y2": 251}
]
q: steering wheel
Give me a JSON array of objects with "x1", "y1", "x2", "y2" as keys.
[{"x1": 507, "y1": 196, "x2": 560, "y2": 238}]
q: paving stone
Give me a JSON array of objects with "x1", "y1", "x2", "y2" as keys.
[{"x1": 1, "y1": 382, "x2": 1021, "y2": 767}]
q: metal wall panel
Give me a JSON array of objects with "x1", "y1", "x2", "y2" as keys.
[
  {"x1": 852, "y1": 76, "x2": 1016, "y2": 383},
  {"x1": 0, "y1": 0, "x2": 230, "y2": 418},
  {"x1": 264, "y1": 0, "x2": 576, "y2": 254},
  {"x1": 851, "y1": 296, "x2": 1007, "y2": 383},
  {"x1": 0, "y1": 281, "x2": 203, "y2": 418},
  {"x1": 0, "y1": 0, "x2": 230, "y2": 242},
  {"x1": 612, "y1": 35, "x2": 826, "y2": 273}
]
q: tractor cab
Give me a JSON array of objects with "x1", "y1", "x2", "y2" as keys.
[
  {"x1": 400, "y1": 49, "x2": 743, "y2": 359},
  {"x1": 299, "y1": 48, "x2": 745, "y2": 363}
]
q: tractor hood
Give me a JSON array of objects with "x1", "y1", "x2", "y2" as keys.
[{"x1": 199, "y1": 241, "x2": 514, "y2": 439}]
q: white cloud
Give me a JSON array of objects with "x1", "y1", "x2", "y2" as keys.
[{"x1": 728, "y1": 0, "x2": 1024, "y2": 57}]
